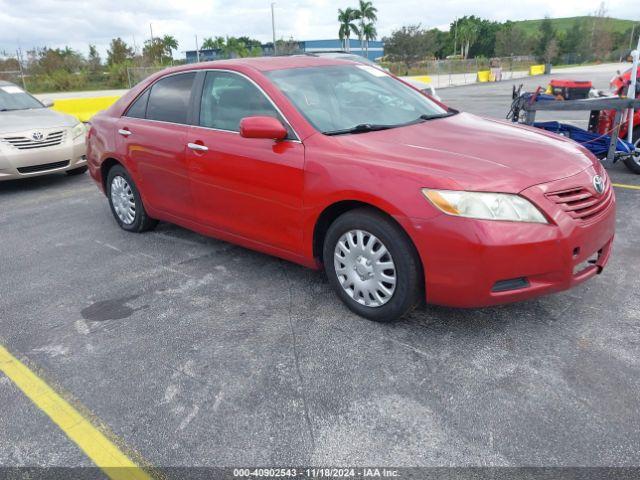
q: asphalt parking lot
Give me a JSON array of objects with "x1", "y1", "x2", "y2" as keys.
[{"x1": 1, "y1": 67, "x2": 639, "y2": 473}]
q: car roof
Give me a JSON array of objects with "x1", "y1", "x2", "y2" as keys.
[{"x1": 162, "y1": 55, "x2": 358, "y2": 75}]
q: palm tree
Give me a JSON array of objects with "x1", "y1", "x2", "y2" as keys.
[
  {"x1": 457, "y1": 20, "x2": 478, "y2": 59},
  {"x1": 356, "y1": 0, "x2": 377, "y2": 52},
  {"x1": 162, "y1": 35, "x2": 178, "y2": 60},
  {"x1": 362, "y1": 23, "x2": 377, "y2": 58},
  {"x1": 338, "y1": 8, "x2": 359, "y2": 52},
  {"x1": 201, "y1": 37, "x2": 217, "y2": 50}
]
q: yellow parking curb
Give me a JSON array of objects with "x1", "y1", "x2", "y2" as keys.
[
  {"x1": 612, "y1": 183, "x2": 640, "y2": 190},
  {"x1": 0, "y1": 345, "x2": 152, "y2": 480}
]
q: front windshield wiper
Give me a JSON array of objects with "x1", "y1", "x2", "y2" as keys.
[
  {"x1": 417, "y1": 112, "x2": 457, "y2": 121},
  {"x1": 323, "y1": 111, "x2": 459, "y2": 136},
  {"x1": 323, "y1": 123, "x2": 395, "y2": 136}
]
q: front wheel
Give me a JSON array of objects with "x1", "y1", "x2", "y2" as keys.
[
  {"x1": 623, "y1": 127, "x2": 640, "y2": 174},
  {"x1": 106, "y1": 165, "x2": 158, "y2": 232},
  {"x1": 323, "y1": 208, "x2": 423, "y2": 322}
]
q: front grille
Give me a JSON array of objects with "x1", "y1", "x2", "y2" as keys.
[
  {"x1": 2, "y1": 130, "x2": 66, "y2": 150},
  {"x1": 545, "y1": 181, "x2": 613, "y2": 221},
  {"x1": 17, "y1": 160, "x2": 70, "y2": 174}
]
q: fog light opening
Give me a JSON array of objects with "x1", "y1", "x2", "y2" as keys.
[{"x1": 492, "y1": 277, "x2": 530, "y2": 293}]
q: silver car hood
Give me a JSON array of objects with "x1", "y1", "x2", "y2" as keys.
[{"x1": 0, "y1": 108, "x2": 78, "y2": 135}]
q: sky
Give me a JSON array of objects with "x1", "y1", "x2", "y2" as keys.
[{"x1": 0, "y1": 0, "x2": 639, "y2": 59}]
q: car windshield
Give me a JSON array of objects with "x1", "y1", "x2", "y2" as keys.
[
  {"x1": 0, "y1": 85, "x2": 44, "y2": 111},
  {"x1": 266, "y1": 64, "x2": 449, "y2": 135}
]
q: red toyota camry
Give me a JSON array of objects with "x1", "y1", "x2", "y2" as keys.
[{"x1": 87, "y1": 56, "x2": 615, "y2": 321}]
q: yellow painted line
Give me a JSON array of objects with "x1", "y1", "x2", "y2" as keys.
[
  {"x1": 0, "y1": 345, "x2": 152, "y2": 480},
  {"x1": 612, "y1": 183, "x2": 640, "y2": 190}
]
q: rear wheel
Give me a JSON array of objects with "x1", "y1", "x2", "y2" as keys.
[
  {"x1": 106, "y1": 165, "x2": 158, "y2": 232},
  {"x1": 65, "y1": 165, "x2": 88, "y2": 176},
  {"x1": 623, "y1": 127, "x2": 640, "y2": 174},
  {"x1": 323, "y1": 208, "x2": 422, "y2": 322}
]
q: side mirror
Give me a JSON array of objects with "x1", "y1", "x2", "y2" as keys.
[
  {"x1": 41, "y1": 98, "x2": 54, "y2": 108},
  {"x1": 239, "y1": 116, "x2": 287, "y2": 141}
]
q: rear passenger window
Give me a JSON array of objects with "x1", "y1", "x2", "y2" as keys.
[
  {"x1": 146, "y1": 73, "x2": 196, "y2": 124},
  {"x1": 125, "y1": 89, "x2": 150, "y2": 119}
]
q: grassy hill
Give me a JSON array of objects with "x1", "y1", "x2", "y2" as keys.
[{"x1": 514, "y1": 16, "x2": 637, "y2": 36}]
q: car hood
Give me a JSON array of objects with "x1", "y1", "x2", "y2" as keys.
[
  {"x1": 330, "y1": 112, "x2": 596, "y2": 193},
  {"x1": 0, "y1": 108, "x2": 77, "y2": 135}
]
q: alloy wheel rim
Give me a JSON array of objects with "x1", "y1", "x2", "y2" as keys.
[
  {"x1": 334, "y1": 229, "x2": 397, "y2": 308},
  {"x1": 110, "y1": 176, "x2": 136, "y2": 225}
]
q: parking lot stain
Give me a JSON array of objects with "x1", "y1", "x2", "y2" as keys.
[{"x1": 81, "y1": 295, "x2": 143, "y2": 322}]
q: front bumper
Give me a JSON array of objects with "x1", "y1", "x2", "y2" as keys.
[
  {"x1": 409, "y1": 168, "x2": 616, "y2": 308},
  {"x1": 0, "y1": 128, "x2": 87, "y2": 181}
]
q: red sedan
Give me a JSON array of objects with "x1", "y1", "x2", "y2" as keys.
[{"x1": 87, "y1": 57, "x2": 615, "y2": 321}]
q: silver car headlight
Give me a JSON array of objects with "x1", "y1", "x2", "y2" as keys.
[
  {"x1": 71, "y1": 122, "x2": 86, "y2": 140},
  {"x1": 422, "y1": 189, "x2": 548, "y2": 224}
]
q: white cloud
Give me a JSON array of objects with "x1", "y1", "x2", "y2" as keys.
[{"x1": 0, "y1": 0, "x2": 638, "y2": 59}]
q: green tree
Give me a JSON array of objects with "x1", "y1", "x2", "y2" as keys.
[
  {"x1": 107, "y1": 38, "x2": 134, "y2": 66},
  {"x1": 362, "y1": 23, "x2": 378, "y2": 57},
  {"x1": 456, "y1": 17, "x2": 480, "y2": 59},
  {"x1": 201, "y1": 36, "x2": 225, "y2": 50},
  {"x1": 383, "y1": 25, "x2": 442, "y2": 69},
  {"x1": 143, "y1": 37, "x2": 168, "y2": 65},
  {"x1": 162, "y1": 35, "x2": 178, "y2": 60},
  {"x1": 87, "y1": 44, "x2": 101, "y2": 72},
  {"x1": 275, "y1": 37, "x2": 302, "y2": 56},
  {"x1": 338, "y1": 7, "x2": 359, "y2": 52},
  {"x1": 356, "y1": 0, "x2": 378, "y2": 51},
  {"x1": 495, "y1": 22, "x2": 533, "y2": 56},
  {"x1": 536, "y1": 16, "x2": 556, "y2": 60}
]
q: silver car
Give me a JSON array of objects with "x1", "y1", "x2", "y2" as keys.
[{"x1": 0, "y1": 81, "x2": 87, "y2": 181}]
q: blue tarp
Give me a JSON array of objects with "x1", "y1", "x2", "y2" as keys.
[{"x1": 533, "y1": 121, "x2": 635, "y2": 158}]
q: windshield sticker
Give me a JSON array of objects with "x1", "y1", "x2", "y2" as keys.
[
  {"x1": 355, "y1": 65, "x2": 387, "y2": 77},
  {"x1": 1, "y1": 86, "x2": 24, "y2": 94}
]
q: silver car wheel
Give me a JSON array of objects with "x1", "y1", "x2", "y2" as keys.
[
  {"x1": 334, "y1": 229, "x2": 397, "y2": 307},
  {"x1": 110, "y1": 175, "x2": 136, "y2": 225}
]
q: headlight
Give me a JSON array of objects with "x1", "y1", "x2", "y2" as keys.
[
  {"x1": 422, "y1": 189, "x2": 548, "y2": 223},
  {"x1": 71, "y1": 122, "x2": 86, "y2": 139}
]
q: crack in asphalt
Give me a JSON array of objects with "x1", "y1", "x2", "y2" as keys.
[{"x1": 280, "y1": 260, "x2": 316, "y2": 452}]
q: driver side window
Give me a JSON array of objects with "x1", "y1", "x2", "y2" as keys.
[{"x1": 199, "y1": 71, "x2": 283, "y2": 133}]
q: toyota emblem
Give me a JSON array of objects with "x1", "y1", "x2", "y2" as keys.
[
  {"x1": 592, "y1": 175, "x2": 605, "y2": 195},
  {"x1": 31, "y1": 131, "x2": 44, "y2": 142}
]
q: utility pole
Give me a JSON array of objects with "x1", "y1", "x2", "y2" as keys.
[
  {"x1": 453, "y1": 18, "x2": 458, "y2": 57},
  {"x1": 15, "y1": 47, "x2": 26, "y2": 90},
  {"x1": 195, "y1": 35, "x2": 200, "y2": 62},
  {"x1": 627, "y1": 37, "x2": 639, "y2": 144},
  {"x1": 271, "y1": 3, "x2": 277, "y2": 56},
  {"x1": 630, "y1": 24, "x2": 637, "y2": 50},
  {"x1": 149, "y1": 23, "x2": 156, "y2": 63}
]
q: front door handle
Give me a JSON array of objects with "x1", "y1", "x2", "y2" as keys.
[
  {"x1": 118, "y1": 128, "x2": 132, "y2": 136},
  {"x1": 187, "y1": 142, "x2": 208, "y2": 152}
]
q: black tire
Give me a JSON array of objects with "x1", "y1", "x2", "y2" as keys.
[
  {"x1": 106, "y1": 164, "x2": 158, "y2": 233},
  {"x1": 65, "y1": 165, "x2": 88, "y2": 176},
  {"x1": 323, "y1": 208, "x2": 423, "y2": 322},
  {"x1": 623, "y1": 127, "x2": 640, "y2": 174}
]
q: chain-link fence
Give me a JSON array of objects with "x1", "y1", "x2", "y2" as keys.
[
  {"x1": 383, "y1": 55, "x2": 539, "y2": 88},
  {"x1": 0, "y1": 70, "x2": 26, "y2": 87},
  {"x1": 126, "y1": 66, "x2": 168, "y2": 88}
]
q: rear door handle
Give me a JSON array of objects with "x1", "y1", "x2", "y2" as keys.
[
  {"x1": 118, "y1": 129, "x2": 132, "y2": 136},
  {"x1": 187, "y1": 142, "x2": 208, "y2": 152}
]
